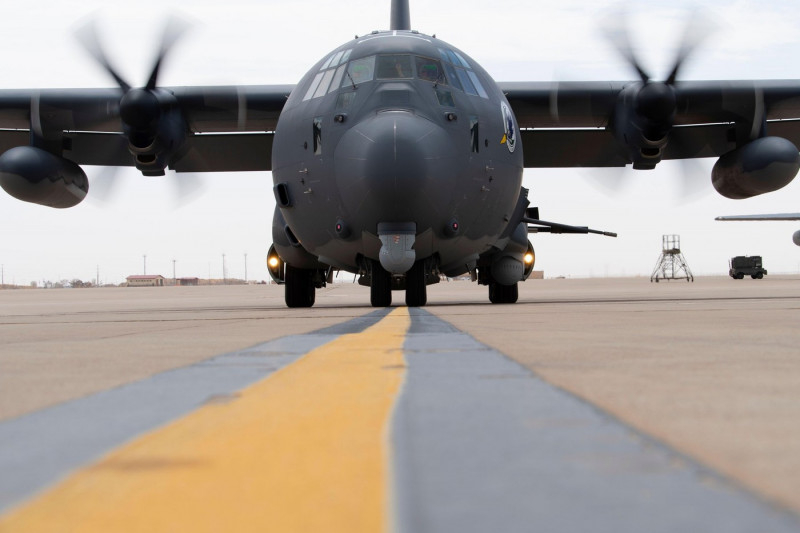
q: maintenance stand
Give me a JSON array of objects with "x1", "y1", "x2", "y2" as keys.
[{"x1": 650, "y1": 234, "x2": 694, "y2": 282}]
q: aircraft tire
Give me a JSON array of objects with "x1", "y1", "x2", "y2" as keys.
[
  {"x1": 370, "y1": 260, "x2": 392, "y2": 307},
  {"x1": 285, "y1": 265, "x2": 315, "y2": 308},
  {"x1": 405, "y1": 260, "x2": 427, "y2": 307},
  {"x1": 489, "y1": 281, "x2": 518, "y2": 304}
]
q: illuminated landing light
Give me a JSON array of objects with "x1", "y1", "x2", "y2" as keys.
[
  {"x1": 522, "y1": 242, "x2": 536, "y2": 280},
  {"x1": 266, "y1": 245, "x2": 286, "y2": 284}
]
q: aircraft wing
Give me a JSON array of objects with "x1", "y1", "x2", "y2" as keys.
[
  {"x1": 4, "y1": 79, "x2": 800, "y2": 173},
  {"x1": 0, "y1": 85, "x2": 294, "y2": 172},
  {"x1": 500, "y1": 80, "x2": 800, "y2": 168},
  {"x1": 716, "y1": 214, "x2": 800, "y2": 221}
]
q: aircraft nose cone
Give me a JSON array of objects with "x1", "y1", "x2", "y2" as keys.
[{"x1": 334, "y1": 111, "x2": 458, "y2": 225}]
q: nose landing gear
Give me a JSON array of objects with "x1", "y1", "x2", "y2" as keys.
[
  {"x1": 370, "y1": 259, "x2": 392, "y2": 307},
  {"x1": 367, "y1": 258, "x2": 430, "y2": 308},
  {"x1": 405, "y1": 260, "x2": 427, "y2": 307}
]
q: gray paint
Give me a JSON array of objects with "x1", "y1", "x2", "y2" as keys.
[
  {"x1": 0, "y1": 311, "x2": 388, "y2": 514},
  {"x1": 392, "y1": 309, "x2": 800, "y2": 533},
  {"x1": 390, "y1": 0, "x2": 411, "y2": 31}
]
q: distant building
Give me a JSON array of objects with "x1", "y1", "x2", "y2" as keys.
[
  {"x1": 126, "y1": 275, "x2": 166, "y2": 287},
  {"x1": 177, "y1": 277, "x2": 199, "y2": 286}
]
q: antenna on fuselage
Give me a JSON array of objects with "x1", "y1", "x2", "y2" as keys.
[{"x1": 390, "y1": 0, "x2": 410, "y2": 31}]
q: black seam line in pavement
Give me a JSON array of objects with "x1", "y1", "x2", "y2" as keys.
[
  {"x1": 0, "y1": 307, "x2": 311, "y2": 318},
  {"x1": 405, "y1": 307, "x2": 800, "y2": 523},
  {"x1": 0, "y1": 303, "x2": 393, "y2": 319},
  {"x1": 0, "y1": 310, "x2": 390, "y2": 327},
  {"x1": 0, "y1": 317, "x2": 339, "y2": 326},
  {"x1": 0, "y1": 310, "x2": 381, "y2": 321},
  {"x1": 428, "y1": 295, "x2": 800, "y2": 308}
]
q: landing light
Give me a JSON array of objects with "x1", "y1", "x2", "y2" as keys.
[
  {"x1": 524, "y1": 253, "x2": 534, "y2": 265},
  {"x1": 268, "y1": 256, "x2": 280, "y2": 268}
]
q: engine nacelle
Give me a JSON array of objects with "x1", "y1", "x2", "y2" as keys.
[
  {"x1": 792, "y1": 230, "x2": 800, "y2": 247},
  {"x1": 126, "y1": 106, "x2": 187, "y2": 177},
  {"x1": 712, "y1": 137, "x2": 800, "y2": 199},
  {"x1": 612, "y1": 82, "x2": 675, "y2": 170},
  {"x1": 0, "y1": 146, "x2": 88, "y2": 208}
]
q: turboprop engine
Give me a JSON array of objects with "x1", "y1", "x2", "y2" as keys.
[
  {"x1": 712, "y1": 137, "x2": 800, "y2": 199},
  {"x1": 0, "y1": 146, "x2": 88, "y2": 208}
]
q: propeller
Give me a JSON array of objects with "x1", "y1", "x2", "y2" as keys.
[
  {"x1": 76, "y1": 16, "x2": 189, "y2": 150},
  {"x1": 601, "y1": 9, "x2": 712, "y2": 141},
  {"x1": 594, "y1": 8, "x2": 715, "y2": 200},
  {"x1": 75, "y1": 16, "x2": 204, "y2": 204},
  {"x1": 87, "y1": 166, "x2": 206, "y2": 209},
  {"x1": 601, "y1": 8, "x2": 712, "y2": 86}
]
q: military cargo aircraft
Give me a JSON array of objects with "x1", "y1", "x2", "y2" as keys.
[
  {"x1": 716, "y1": 213, "x2": 800, "y2": 246},
  {"x1": 1, "y1": 0, "x2": 800, "y2": 307}
]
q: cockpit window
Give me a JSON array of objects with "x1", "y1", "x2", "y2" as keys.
[
  {"x1": 303, "y1": 72, "x2": 325, "y2": 101},
  {"x1": 456, "y1": 68, "x2": 478, "y2": 96},
  {"x1": 320, "y1": 49, "x2": 351, "y2": 71},
  {"x1": 327, "y1": 51, "x2": 344, "y2": 69},
  {"x1": 329, "y1": 64, "x2": 347, "y2": 93},
  {"x1": 376, "y1": 55, "x2": 413, "y2": 79},
  {"x1": 467, "y1": 71, "x2": 488, "y2": 98},
  {"x1": 304, "y1": 49, "x2": 356, "y2": 101},
  {"x1": 436, "y1": 47, "x2": 488, "y2": 99},
  {"x1": 320, "y1": 54, "x2": 336, "y2": 71},
  {"x1": 441, "y1": 62, "x2": 462, "y2": 91},
  {"x1": 452, "y1": 51, "x2": 471, "y2": 69},
  {"x1": 343, "y1": 56, "x2": 376, "y2": 87},
  {"x1": 446, "y1": 50, "x2": 462, "y2": 67},
  {"x1": 415, "y1": 56, "x2": 444, "y2": 83}
]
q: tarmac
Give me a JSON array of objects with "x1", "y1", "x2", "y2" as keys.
[{"x1": 1, "y1": 276, "x2": 799, "y2": 531}]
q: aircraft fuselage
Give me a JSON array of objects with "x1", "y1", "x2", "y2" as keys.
[{"x1": 271, "y1": 30, "x2": 523, "y2": 284}]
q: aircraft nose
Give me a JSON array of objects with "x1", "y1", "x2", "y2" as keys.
[{"x1": 334, "y1": 111, "x2": 458, "y2": 225}]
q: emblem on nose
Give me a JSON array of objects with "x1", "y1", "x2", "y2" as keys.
[{"x1": 500, "y1": 102, "x2": 516, "y2": 153}]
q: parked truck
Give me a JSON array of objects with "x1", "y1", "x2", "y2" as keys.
[{"x1": 729, "y1": 256, "x2": 767, "y2": 279}]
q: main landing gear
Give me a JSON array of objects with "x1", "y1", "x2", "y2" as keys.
[
  {"x1": 405, "y1": 260, "x2": 427, "y2": 307},
  {"x1": 488, "y1": 281, "x2": 518, "y2": 304},
  {"x1": 285, "y1": 265, "x2": 316, "y2": 308}
]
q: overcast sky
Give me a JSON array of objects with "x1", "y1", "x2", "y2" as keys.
[{"x1": 2, "y1": 0, "x2": 800, "y2": 285}]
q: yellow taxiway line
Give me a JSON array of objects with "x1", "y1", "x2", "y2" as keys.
[{"x1": 1, "y1": 308, "x2": 410, "y2": 533}]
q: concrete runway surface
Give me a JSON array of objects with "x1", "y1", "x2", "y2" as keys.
[{"x1": 0, "y1": 276, "x2": 798, "y2": 532}]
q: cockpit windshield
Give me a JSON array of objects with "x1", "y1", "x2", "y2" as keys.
[
  {"x1": 302, "y1": 49, "x2": 488, "y2": 102},
  {"x1": 345, "y1": 56, "x2": 376, "y2": 87},
  {"x1": 376, "y1": 55, "x2": 414, "y2": 79}
]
